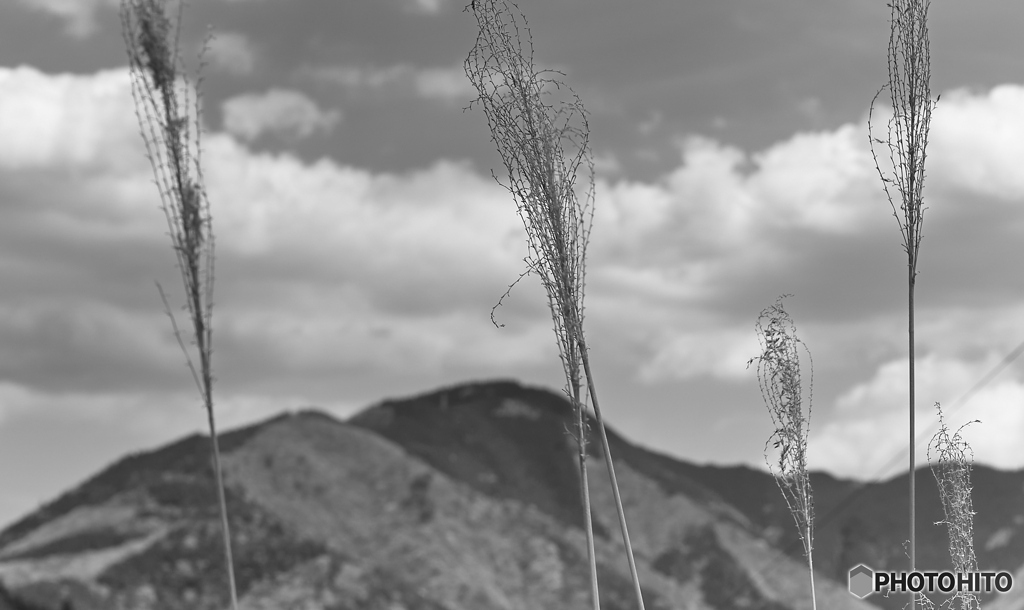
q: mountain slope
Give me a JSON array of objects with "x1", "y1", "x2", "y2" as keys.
[
  {"x1": 0, "y1": 379, "x2": 938, "y2": 609},
  {"x1": 670, "y1": 457, "x2": 1024, "y2": 609}
]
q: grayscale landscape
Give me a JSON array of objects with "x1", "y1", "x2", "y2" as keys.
[
  {"x1": 1, "y1": 381, "x2": 1024, "y2": 609},
  {"x1": 2, "y1": 0, "x2": 1024, "y2": 609}
]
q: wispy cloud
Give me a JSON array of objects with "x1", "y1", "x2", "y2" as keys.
[
  {"x1": 301, "y1": 63, "x2": 476, "y2": 103},
  {"x1": 222, "y1": 88, "x2": 341, "y2": 141},
  {"x1": 403, "y1": 0, "x2": 451, "y2": 15},
  {"x1": 15, "y1": 0, "x2": 118, "y2": 38},
  {"x1": 206, "y1": 31, "x2": 258, "y2": 76},
  {"x1": 811, "y1": 352, "x2": 1024, "y2": 479}
]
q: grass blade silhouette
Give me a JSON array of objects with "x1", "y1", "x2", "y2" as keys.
[
  {"x1": 928, "y1": 404, "x2": 981, "y2": 610},
  {"x1": 464, "y1": 1, "x2": 644, "y2": 607},
  {"x1": 120, "y1": 1, "x2": 238, "y2": 608},
  {"x1": 869, "y1": 2, "x2": 937, "y2": 605},
  {"x1": 748, "y1": 296, "x2": 817, "y2": 610}
]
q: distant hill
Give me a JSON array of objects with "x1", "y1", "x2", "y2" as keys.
[
  {"x1": 0, "y1": 379, "x2": 1018, "y2": 609},
  {"x1": 0, "y1": 580, "x2": 53, "y2": 610}
]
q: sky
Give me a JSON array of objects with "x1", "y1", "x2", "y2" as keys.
[{"x1": 1, "y1": 0, "x2": 1024, "y2": 531}]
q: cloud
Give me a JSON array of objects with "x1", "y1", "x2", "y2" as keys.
[
  {"x1": 404, "y1": 0, "x2": 450, "y2": 14},
  {"x1": 746, "y1": 125, "x2": 879, "y2": 234},
  {"x1": 304, "y1": 65, "x2": 406, "y2": 89},
  {"x1": 302, "y1": 63, "x2": 476, "y2": 103},
  {"x1": 221, "y1": 88, "x2": 342, "y2": 141},
  {"x1": 580, "y1": 84, "x2": 1024, "y2": 388},
  {"x1": 414, "y1": 66, "x2": 477, "y2": 101},
  {"x1": 0, "y1": 67, "x2": 144, "y2": 172},
  {"x1": 196, "y1": 140, "x2": 528, "y2": 320},
  {"x1": 927, "y1": 85, "x2": 1024, "y2": 201},
  {"x1": 592, "y1": 151, "x2": 623, "y2": 177},
  {"x1": 639, "y1": 326, "x2": 760, "y2": 382},
  {"x1": 206, "y1": 31, "x2": 258, "y2": 76},
  {"x1": 810, "y1": 354, "x2": 1024, "y2": 480},
  {"x1": 0, "y1": 298, "x2": 185, "y2": 394},
  {"x1": 6, "y1": 63, "x2": 1024, "y2": 487},
  {"x1": 593, "y1": 83, "x2": 1024, "y2": 274},
  {"x1": 591, "y1": 126, "x2": 880, "y2": 279},
  {"x1": 584, "y1": 128, "x2": 882, "y2": 382},
  {"x1": 0, "y1": 379, "x2": 354, "y2": 459},
  {"x1": 16, "y1": 0, "x2": 118, "y2": 38},
  {"x1": 0, "y1": 65, "x2": 538, "y2": 407}
]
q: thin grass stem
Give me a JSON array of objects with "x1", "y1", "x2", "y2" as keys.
[
  {"x1": 463, "y1": 1, "x2": 645, "y2": 607},
  {"x1": 868, "y1": 4, "x2": 937, "y2": 604},
  {"x1": 121, "y1": 1, "x2": 238, "y2": 607},
  {"x1": 748, "y1": 296, "x2": 816, "y2": 610},
  {"x1": 928, "y1": 403, "x2": 981, "y2": 610},
  {"x1": 580, "y1": 340, "x2": 646, "y2": 610}
]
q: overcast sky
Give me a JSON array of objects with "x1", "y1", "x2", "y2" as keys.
[{"x1": 2, "y1": 0, "x2": 1024, "y2": 530}]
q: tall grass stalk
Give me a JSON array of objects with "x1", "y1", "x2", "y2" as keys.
[
  {"x1": 869, "y1": 2, "x2": 937, "y2": 604},
  {"x1": 464, "y1": 1, "x2": 644, "y2": 608},
  {"x1": 748, "y1": 296, "x2": 817, "y2": 610},
  {"x1": 120, "y1": 1, "x2": 238, "y2": 608},
  {"x1": 927, "y1": 403, "x2": 981, "y2": 610}
]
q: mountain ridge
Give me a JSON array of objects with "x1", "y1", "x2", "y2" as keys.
[{"x1": 0, "y1": 379, "x2": 1019, "y2": 610}]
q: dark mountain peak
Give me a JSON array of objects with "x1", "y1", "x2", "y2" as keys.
[
  {"x1": 350, "y1": 378, "x2": 568, "y2": 421},
  {"x1": 282, "y1": 407, "x2": 345, "y2": 426},
  {"x1": 349, "y1": 378, "x2": 589, "y2": 529},
  {"x1": 345, "y1": 379, "x2": 754, "y2": 540}
]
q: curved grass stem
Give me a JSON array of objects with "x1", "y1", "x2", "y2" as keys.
[{"x1": 580, "y1": 340, "x2": 646, "y2": 610}]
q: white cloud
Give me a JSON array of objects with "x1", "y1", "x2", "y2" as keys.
[
  {"x1": 594, "y1": 84, "x2": 1024, "y2": 280},
  {"x1": 0, "y1": 67, "x2": 144, "y2": 173},
  {"x1": 593, "y1": 138, "x2": 754, "y2": 277},
  {"x1": 206, "y1": 31, "x2": 258, "y2": 76},
  {"x1": 0, "y1": 66, "x2": 537, "y2": 394},
  {"x1": 591, "y1": 127, "x2": 881, "y2": 279},
  {"x1": 221, "y1": 88, "x2": 342, "y2": 142},
  {"x1": 640, "y1": 326, "x2": 761, "y2": 382},
  {"x1": 7, "y1": 64, "x2": 1024, "y2": 487},
  {"x1": 927, "y1": 85, "x2": 1024, "y2": 201},
  {"x1": 197, "y1": 138, "x2": 525, "y2": 295},
  {"x1": 585, "y1": 129, "x2": 883, "y2": 383},
  {"x1": 188, "y1": 141, "x2": 545, "y2": 370},
  {"x1": 747, "y1": 125, "x2": 879, "y2": 234},
  {"x1": 810, "y1": 354, "x2": 1024, "y2": 479},
  {"x1": 584, "y1": 85, "x2": 1024, "y2": 388}
]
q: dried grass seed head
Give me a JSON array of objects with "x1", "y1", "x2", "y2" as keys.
[
  {"x1": 465, "y1": 0, "x2": 595, "y2": 401},
  {"x1": 749, "y1": 297, "x2": 815, "y2": 554}
]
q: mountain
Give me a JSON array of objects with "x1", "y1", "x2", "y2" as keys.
[
  {"x1": 0, "y1": 581, "x2": 49, "y2": 610},
  {"x1": 0, "y1": 379, "x2": 1017, "y2": 609},
  {"x1": 669, "y1": 459, "x2": 1024, "y2": 580}
]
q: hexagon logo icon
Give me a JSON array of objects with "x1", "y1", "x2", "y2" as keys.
[{"x1": 849, "y1": 564, "x2": 874, "y2": 598}]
